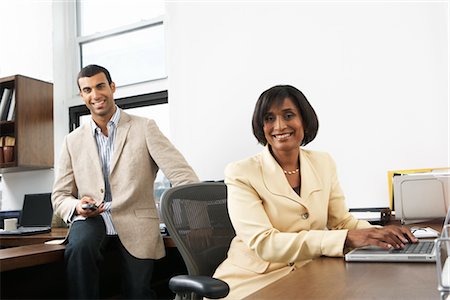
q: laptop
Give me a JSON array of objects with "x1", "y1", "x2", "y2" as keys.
[
  {"x1": 344, "y1": 207, "x2": 450, "y2": 263},
  {"x1": 344, "y1": 239, "x2": 436, "y2": 262},
  {"x1": 0, "y1": 193, "x2": 53, "y2": 235}
]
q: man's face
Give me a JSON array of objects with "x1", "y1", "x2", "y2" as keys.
[{"x1": 78, "y1": 72, "x2": 116, "y2": 119}]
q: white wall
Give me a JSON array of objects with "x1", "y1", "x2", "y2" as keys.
[
  {"x1": 0, "y1": 1, "x2": 53, "y2": 82},
  {"x1": 0, "y1": 0, "x2": 54, "y2": 210},
  {"x1": 166, "y1": 2, "x2": 449, "y2": 208},
  {"x1": 1, "y1": 1, "x2": 448, "y2": 211}
]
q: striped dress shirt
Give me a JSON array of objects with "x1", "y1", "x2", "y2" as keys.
[{"x1": 90, "y1": 107, "x2": 120, "y2": 235}]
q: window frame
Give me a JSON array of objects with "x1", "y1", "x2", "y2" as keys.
[
  {"x1": 77, "y1": 17, "x2": 164, "y2": 44},
  {"x1": 68, "y1": 90, "x2": 168, "y2": 132},
  {"x1": 69, "y1": 1, "x2": 169, "y2": 135}
]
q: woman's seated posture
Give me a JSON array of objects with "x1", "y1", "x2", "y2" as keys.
[{"x1": 213, "y1": 85, "x2": 417, "y2": 299}]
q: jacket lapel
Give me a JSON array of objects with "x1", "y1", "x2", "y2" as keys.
[
  {"x1": 80, "y1": 123, "x2": 103, "y2": 176},
  {"x1": 261, "y1": 146, "x2": 300, "y2": 203},
  {"x1": 110, "y1": 110, "x2": 131, "y2": 174},
  {"x1": 298, "y1": 149, "x2": 323, "y2": 201},
  {"x1": 261, "y1": 146, "x2": 323, "y2": 205}
]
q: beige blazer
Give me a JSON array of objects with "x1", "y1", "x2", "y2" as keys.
[
  {"x1": 213, "y1": 146, "x2": 373, "y2": 298},
  {"x1": 52, "y1": 110, "x2": 199, "y2": 259}
]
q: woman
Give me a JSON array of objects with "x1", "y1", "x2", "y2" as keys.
[{"x1": 213, "y1": 85, "x2": 417, "y2": 299}]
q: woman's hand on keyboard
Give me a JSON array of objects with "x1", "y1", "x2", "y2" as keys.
[{"x1": 345, "y1": 225, "x2": 418, "y2": 250}]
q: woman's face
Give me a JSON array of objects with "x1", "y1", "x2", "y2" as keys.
[{"x1": 263, "y1": 97, "x2": 304, "y2": 153}]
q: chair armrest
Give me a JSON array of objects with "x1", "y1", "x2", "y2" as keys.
[{"x1": 169, "y1": 275, "x2": 229, "y2": 299}]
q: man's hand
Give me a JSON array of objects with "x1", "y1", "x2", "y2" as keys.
[{"x1": 76, "y1": 196, "x2": 105, "y2": 217}]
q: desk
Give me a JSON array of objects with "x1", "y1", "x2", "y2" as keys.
[
  {"x1": 244, "y1": 220, "x2": 442, "y2": 300},
  {"x1": 244, "y1": 256, "x2": 438, "y2": 300},
  {"x1": 0, "y1": 227, "x2": 67, "y2": 248},
  {"x1": 0, "y1": 227, "x2": 176, "y2": 249},
  {"x1": 0, "y1": 227, "x2": 176, "y2": 272},
  {"x1": 0, "y1": 243, "x2": 65, "y2": 272},
  {"x1": 0, "y1": 228, "x2": 185, "y2": 299}
]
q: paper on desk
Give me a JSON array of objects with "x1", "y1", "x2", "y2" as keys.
[
  {"x1": 44, "y1": 239, "x2": 65, "y2": 245},
  {"x1": 350, "y1": 211, "x2": 380, "y2": 220}
]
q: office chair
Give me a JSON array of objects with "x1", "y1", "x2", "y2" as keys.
[{"x1": 160, "y1": 182, "x2": 235, "y2": 300}]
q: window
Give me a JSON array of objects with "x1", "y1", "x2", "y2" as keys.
[
  {"x1": 69, "y1": 91, "x2": 168, "y2": 133},
  {"x1": 77, "y1": 1, "x2": 164, "y2": 36},
  {"x1": 73, "y1": 1, "x2": 169, "y2": 187},
  {"x1": 72, "y1": 0, "x2": 169, "y2": 136},
  {"x1": 76, "y1": 0, "x2": 166, "y2": 86}
]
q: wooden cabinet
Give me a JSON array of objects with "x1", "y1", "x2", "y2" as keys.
[{"x1": 0, "y1": 75, "x2": 53, "y2": 173}]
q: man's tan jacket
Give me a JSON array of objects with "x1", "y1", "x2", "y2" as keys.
[{"x1": 52, "y1": 110, "x2": 199, "y2": 259}]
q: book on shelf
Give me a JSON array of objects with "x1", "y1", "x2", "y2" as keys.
[
  {"x1": 3, "y1": 136, "x2": 15, "y2": 146},
  {"x1": 6, "y1": 89, "x2": 15, "y2": 121},
  {"x1": 0, "y1": 87, "x2": 12, "y2": 121}
]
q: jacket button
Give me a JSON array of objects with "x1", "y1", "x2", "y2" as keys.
[
  {"x1": 100, "y1": 188, "x2": 104, "y2": 194},
  {"x1": 301, "y1": 212, "x2": 309, "y2": 219},
  {"x1": 288, "y1": 262, "x2": 295, "y2": 266}
]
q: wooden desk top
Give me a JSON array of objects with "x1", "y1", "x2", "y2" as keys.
[
  {"x1": 0, "y1": 227, "x2": 68, "y2": 248},
  {"x1": 244, "y1": 256, "x2": 438, "y2": 300},
  {"x1": 245, "y1": 220, "x2": 443, "y2": 300},
  {"x1": 0, "y1": 243, "x2": 65, "y2": 272},
  {"x1": 0, "y1": 227, "x2": 176, "y2": 272},
  {"x1": 0, "y1": 227, "x2": 176, "y2": 248}
]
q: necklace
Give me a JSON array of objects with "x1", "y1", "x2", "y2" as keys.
[{"x1": 283, "y1": 168, "x2": 299, "y2": 175}]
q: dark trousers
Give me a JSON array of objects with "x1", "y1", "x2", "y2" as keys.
[{"x1": 64, "y1": 216, "x2": 156, "y2": 299}]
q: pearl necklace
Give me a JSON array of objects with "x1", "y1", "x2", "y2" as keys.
[{"x1": 283, "y1": 168, "x2": 299, "y2": 175}]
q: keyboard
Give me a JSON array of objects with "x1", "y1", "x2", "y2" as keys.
[{"x1": 393, "y1": 241, "x2": 435, "y2": 254}]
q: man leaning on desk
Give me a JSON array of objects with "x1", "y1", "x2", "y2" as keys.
[{"x1": 52, "y1": 64, "x2": 199, "y2": 299}]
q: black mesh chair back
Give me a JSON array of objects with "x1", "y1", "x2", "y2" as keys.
[{"x1": 161, "y1": 182, "x2": 235, "y2": 278}]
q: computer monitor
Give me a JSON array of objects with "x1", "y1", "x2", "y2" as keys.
[{"x1": 393, "y1": 172, "x2": 450, "y2": 224}]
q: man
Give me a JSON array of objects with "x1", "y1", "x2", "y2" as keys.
[{"x1": 52, "y1": 64, "x2": 199, "y2": 299}]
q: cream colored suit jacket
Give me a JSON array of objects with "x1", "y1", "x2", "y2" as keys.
[
  {"x1": 52, "y1": 110, "x2": 199, "y2": 259},
  {"x1": 214, "y1": 146, "x2": 372, "y2": 297}
]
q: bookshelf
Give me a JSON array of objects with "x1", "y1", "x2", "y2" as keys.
[{"x1": 0, "y1": 75, "x2": 53, "y2": 173}]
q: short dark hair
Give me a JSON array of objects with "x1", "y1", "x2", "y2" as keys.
[
  {"x1": 77, "y1": 64, "x2": 113, "y2": 90},
  {"x1": 252, "y1": 85, "x2": 319, "y2": 146}
]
